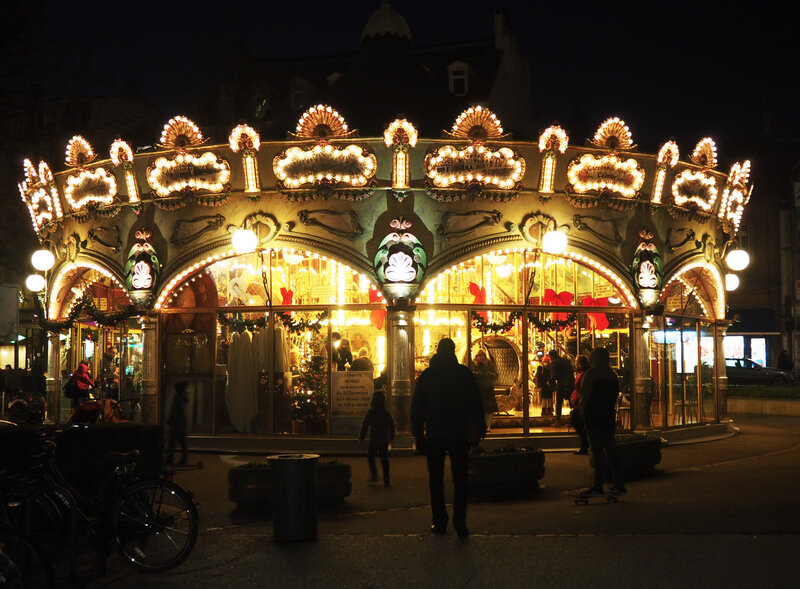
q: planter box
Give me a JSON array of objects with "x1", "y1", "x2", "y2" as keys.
[
  {"x1": 468, "y1": 447, "x2": 545, "y2": 495},
  {"x1": 228, "y1": 460, "x2": 352, "y2": 508},
  {"x1": 592, "y1": 435, "x2": 662, "y2": 480}
]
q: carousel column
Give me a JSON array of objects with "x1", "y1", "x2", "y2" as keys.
[
  {"x1": 387, "y1": 303, "x2": 415, "y2": 433},
  {"x1": 140, "y1": 315, "x2": 159, "y2": 424},
  {"x1": 47, "y1": 332, "x2": 61, "y2": 423},
  {"x1": 632, "y1": 315, "x2": 653, "y2": 429},
  {"x1": 715, "y1": 320, "x2": 729, "y2": 421}
]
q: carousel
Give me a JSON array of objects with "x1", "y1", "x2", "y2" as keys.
[{"x1": 18, "y1": 105, "x2": 753, "y2": 438}]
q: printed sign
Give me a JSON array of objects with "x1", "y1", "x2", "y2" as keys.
[{"x1": 331, "y1": 371, "x2": 374, "y2": 435}]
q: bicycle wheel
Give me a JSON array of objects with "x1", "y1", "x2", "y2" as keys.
[
  {"x1": 0, "y1": 525, "x2": 54, "y2": 588},
  {"x1": 111, "y1": 479, "x2": 198, "y2": 572},
  {"x1": 0, "y1": 486, "x2": 66, "y2": 552}
]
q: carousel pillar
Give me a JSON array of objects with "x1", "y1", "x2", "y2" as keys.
[
  {"x1": 386, "y1": 302, "x2": 415, "y2": 433},
  {"x1": 715, "y1": 320, "x2": 730, "y2": 420},
  {"x1": 140, "y1": 315, "x2": 159, "y2": 424},
  {"x1": 46, "y1": 332, "x2": 60, "y2": 423},
  {"x1": 632, "y1": 315, "x2": 653, "y2": 429}
]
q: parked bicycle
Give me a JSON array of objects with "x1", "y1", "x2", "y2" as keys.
[{"x1": 0, "y1": 426, "x2": 198, "y2": 583}]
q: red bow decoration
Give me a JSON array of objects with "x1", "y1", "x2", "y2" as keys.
[
  {"x1": 581, "y1": 296, "x2": 609, "y2": 331},
  {"x1": 369, "y1": 287, "x2": 386, "y2": 330},
  {"x1": 543, "y1": 289, "x2": 574, "y2": 325},
  {"x1": 469, "y1": 282, "x2": 487, "y2": 320},
  {"x1": 280, "y1": 287, "x2": 294, "y2": 306}
]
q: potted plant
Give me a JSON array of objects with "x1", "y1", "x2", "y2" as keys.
[
  {"x1": 468, "y1": 445, "x2": 546, "y2": 495},
  {"x1": 228, "y1": 459, "x2": 352, "y2": 508}
]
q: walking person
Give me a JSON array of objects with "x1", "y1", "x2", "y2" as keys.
[
  {"x1": 549, "y1": 349, "x2": 574, "y2": 424},
  {"x1": 570, "y1": 354, "x2": 590, "y2": 454},
  {"x1": 411, "y1": 338, "x2": 486, "y2": 537},
  {"x1": 359, "y1": 390, "x2": 395, "y2": 486},
  {"x1": 580, "y1": 347, "x2": 626, "y2": 496},
  {"x1": 471, "y1": 349, "x2": 498, "y2": 432},
  {"x1": 167, "y1": 381, "x2": 190, "y2": 467},
  {"x1": 536, "y1": 354, "x2": 554, "y2": 416}
]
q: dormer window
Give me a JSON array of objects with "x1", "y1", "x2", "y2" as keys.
[{"x1": 448, "y1": 61, "x2": 470, "y2": 96}]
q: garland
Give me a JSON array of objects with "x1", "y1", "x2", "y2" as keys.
[
  {"x1": 470, "y1": 310, "x2": 577, "y2": 334},
  {"x1": 471, "y1": 311, "x2": 521, "y2": 334},
  {"x1": 39, "y1": 296, "x2": 140, "y2": 333},
  {"x1": 217, "y1": 310, "x2": 328, "y2": 334}
]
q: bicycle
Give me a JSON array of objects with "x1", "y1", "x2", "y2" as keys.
[
  {"x1": 0, "y1": 521, "x2": 53, "y2": 588},
  {"x1": 0, "y1": 426, "x2": 198, "y2": 578}
]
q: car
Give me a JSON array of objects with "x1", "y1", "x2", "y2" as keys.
[{"x1": 724, "y1": 358, "x2": 796, "y2": 385}]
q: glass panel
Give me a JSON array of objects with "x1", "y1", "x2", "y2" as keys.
[
  {"x1": 413, "y1": 310, "x2": 469, "y2": 376},
  {"x1": 176, "y1": 250, "x2": 374, "y2": 309},
  {"x1": 659, "y1": 317, "x2": 699, "y2": 426},
  {"x1": 751, "y1": 338, "x2": 767, "y2": 367},
  {"x1": 330, "y1": 309, "x2": 386, "y2": 436},
  {"x1": 700, "y1": 322, "x2": 715, "y2": 422},
  {"x1": 723, "y1": 335, "x2": 745, "y2": 359},
  {"x1": 162, "y1": 312, "x2": 215, "y2": 434}
]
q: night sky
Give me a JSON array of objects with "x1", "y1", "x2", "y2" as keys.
[{"x1": 17, "y1": 0, "x2": 800, "y2": 151}]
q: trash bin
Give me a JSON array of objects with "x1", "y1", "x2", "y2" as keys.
[{"x1": 268, "y1": 453, "x2": 319, "y2": 542}]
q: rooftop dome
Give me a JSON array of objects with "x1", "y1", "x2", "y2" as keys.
[{"x1": 361, "y1": 1, "x2": 411, "y2": 43}]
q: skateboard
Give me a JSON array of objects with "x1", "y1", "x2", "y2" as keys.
[{"x1": 570, "y1": 491, "x2": 619, "y2": 505}]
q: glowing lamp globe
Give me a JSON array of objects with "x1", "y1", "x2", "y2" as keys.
[
  {"x1": 31, "y1": 249, "x2": 55, "y2": 271},
  {"x1": 232, "y1": 228, "x2": 258, "y2": 254},
  {"x1": 726, "y1": 249, "x2": 749, "y2": 271},
  {"x1": 25, "y1": 274, "x2": 46, "y2": 292},
  {"x1": 542, "y1": 230, "x2": 567, "y2": 255},
  {"x1": 724, "y1": 273, "x2": 740, "y2": 291}
]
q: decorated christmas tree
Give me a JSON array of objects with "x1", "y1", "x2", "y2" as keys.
[{"x1": 290, "y1": 335, "x2": 328, "y2": 423}]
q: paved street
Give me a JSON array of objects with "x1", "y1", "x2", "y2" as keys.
[{"x1": 87, "y1": 414, "x2": 800, "y2": 588}]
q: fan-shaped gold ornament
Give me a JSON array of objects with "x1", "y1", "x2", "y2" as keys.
[
  {"x1": 690, "y1": 137, "x2": 717, "y2": 169},
  {"x1": 159, "y1": 116, "x2": 204, "y2": 150},
  {"x1": 450, "y1": 106, "x2": 504, "y2": 140},
  {"x1": 591, "y1": 117, "x2": 634, "y2": 150},
  {"x1": 65, "y1": 135, "x2": 96, "y2": 168},
  {"x1": 295, "y1": 105, "x2": 349, "y2": 139}
]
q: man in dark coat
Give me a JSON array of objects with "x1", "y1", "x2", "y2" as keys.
[
  {"x1": 548, "y1": 349, "x2": 574, "y2": 423},
  {"x1": 580, "y1": 347, "x2": 625, "y2": 496},
  {"x1": 411, "y1": 338, "x2": 486, "y2": 537}
]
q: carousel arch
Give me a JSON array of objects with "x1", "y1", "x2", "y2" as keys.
[
  {"x1": 47, "y1": 258, "x2": 130, "y2": 319},
  {"x1": 661, "y1": 258, "x2": 726, "y2": 320}
]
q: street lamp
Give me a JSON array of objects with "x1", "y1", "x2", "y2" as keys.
[{"x1": 724, "y1": 273, "x2": 740, "y2": 291}]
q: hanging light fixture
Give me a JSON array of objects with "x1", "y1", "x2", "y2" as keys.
[
  {"x1": 31, "y1": 249, "x2": 55, "y2": 271},
  {"x1": 725, "y1": 249, "x2": 749, "y2": 271},
  {"x1": 724, "y1": 273, "x2": 740, "y2": 291},
  {"x1": 232, "y1": 228, "x2": 258, "y2": 254},
  {"x1": 542, "y1": 230, "x2": 568, "y2": 255}
]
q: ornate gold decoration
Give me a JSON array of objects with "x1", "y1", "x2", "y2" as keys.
[
  {"x1": 65, "y1": 135, "x2": 96, "y2": 168},
  {"x1": 591, "y1": 117, "x2": 635, "y2": 150},
  {"x1": 159, "y1": 116, "x2": 205, "y2": 150},
  {"x1": 293, "y1": 105, "x2": 352, "y2": 139},
  {"x1": 448, "y1": 106, "x2": 505, "y2": 140},
  {"x1": 690, "y1": 137, "x2": 717, "y2": 169}
]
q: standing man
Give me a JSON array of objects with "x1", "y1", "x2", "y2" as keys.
[
  {"x1": 549, "y1": 350, "x2": 574, "y2": 424},
  {"x1": 580, "y1": 347, "x2": 625, "y2": 497},
  {"x1": 411, "y1": 338, "x2": 486, "y2": 537}
]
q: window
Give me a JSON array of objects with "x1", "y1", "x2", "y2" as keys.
[{"x1": 447, "y1": 61, "x2": 469, "y2": 96}]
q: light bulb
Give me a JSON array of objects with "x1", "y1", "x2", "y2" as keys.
[
  {"x1": 724, "y1": 273, "x2": 740, "y2": 291},
  {"x1": 542, "y1": 230, "x2": 568, "y2": 255},
  {"x1": 26, "y1": 274, "x2": 46, "y2": 292},
  {"x1": 31, "y1": 249, "x2": 55, "y2": 271},
  {"x1": 726, "y1": 249, "x2": 749, "y2": 271},
  {"x1": 232, "y1": 228, "x2": 258, "y2": 255}
]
